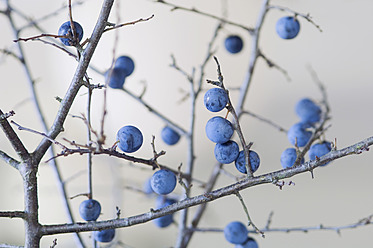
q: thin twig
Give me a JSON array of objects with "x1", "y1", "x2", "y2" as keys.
[
  {"x1": 10, "y1": 120, "x2": 68, "y2": 150},
  {"x1": 103, "y1": 14, "x2": 155, "y2": 32},
  {"x1": 258, "y1": 50, "x2": 291, "y2": 81},
  {"x1": 241, "y1": 110, "x2": 287, "y2": 133},
  {"x1": 268, "y1": 5, "x2": 322, "y2": 32},
  {"x1": 154, "y1": 0, "x2": 254, "y2": 33},
  {"x1": 235, "y1": 192, "x2": 264, "y2": 237},
  {"x1": 0, "y1": 150, "x2": 20, "y2": 170},
  {"x1": 191, "y1": 214, "x2": 373, "y2": 234},
  {"x1": 0, "y1": 211, "x2": 26, "y2": 219}
]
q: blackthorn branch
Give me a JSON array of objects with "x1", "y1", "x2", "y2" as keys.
[{"x1": 0, "y1": 1, "x2": 372, "y2": 247}]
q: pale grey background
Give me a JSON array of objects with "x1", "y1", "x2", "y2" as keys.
[{"x1": 0, "y1": 0, "x2": 372, "y2": 247}]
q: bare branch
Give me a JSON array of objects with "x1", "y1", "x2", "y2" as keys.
[
  {"x1": 241, "y1": 110, "x2": 287, "y2": 133},
  {"x1": 154, "y1": 0, "x2": 254, "y2": 33},
  {"x1": 0, "y1": 109, "x2": 30, "y2": 163},
  {"x1": 268, "y1": 5, "x2": 322, "y2": 32},
  {"x1": 103, "y1": 14, "x2": 155, "y2": 32},
  {"x1": 258, "y1": 49, "x2": 291, "y2": 81},
  {"x1": 0, "y1": 211, "x2": 26, "y2": 219},
  {"x1": 0, "y1": 150, "x2": 20, "y2": 170},
  {"x1": 34, "y1": 0, "x2": 116, "y2": 164},
  {"x1": 235, "y1": 191, "x2": 264, "y2": 237},
  {"x1": 39, "y1": 135, "x2": 373, "y2": 236},
  {"x1": 191, "y1": 213, "x2": 373, "y2": 234}
]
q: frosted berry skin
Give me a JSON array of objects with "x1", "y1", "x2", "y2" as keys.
[
  {"x1": 214, "y1": 140, "x2": 239, "y2": 164},
  {"x1": 225, "y1": 35, "x2": 244, "y2": 54},
  {"x1": 150, "y1": 169, "x2": 177, "y2": 195},
  {"x1": 224, "y1": 221, "x2": 249, "y2": 244},
  {"x1": 276, "y1": 16, "x2": 300, "y2": 39},
  {"x1": 116, "y1": 125, "x2": 143, "y2": 153},
  {"x1": 79, "y1": 199, "x2": 101, "y2": 221},
  {"x1": 94, "y1": 229, "x2": 115, "y2": 243},
  {"x1": 105, "y1": 67, "x2": 126, "y2": 89},
  {"x1": 234, "y1": 237, "x2": 259, "y2": 248},
  {"x1": 235, "y1": 150, "x2": 260, "y2": 174},
  {"x1": 161, "y1": 126, "x2": 180, "y2": 145},
  {"x1": 287, "y1": 122, "x2": 312, "y2": 147},
  {"x1": 280, "y1": 148, "x2": 305, "y2": 169},
  {"x1": 58, "y1": 21, "x2": 83, "y2": 46},
  {"x1": 204, "y1": 88, "x2": 229, "y2": 112},
  {"x1": 309, "y1": 141, "x2": 332, "y2": 166},
  {"x1": 295, "y1": 98, "x2": 321, "y2": 123},
  {"x1": 153, "y1": 196, "x2": 177, "y2": 228},
  {"x1": 115, "y1": 55, "x2": 135, "y2": 77},
  {"x1": 205, "y1": 116, "x2": 234, "y2": 144}
]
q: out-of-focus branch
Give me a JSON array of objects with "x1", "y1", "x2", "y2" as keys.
[
  {"x1": 241, "y1": 110, "x2": 287, "y2": 133},
  {"x1": 268, "y1": 5, "x2": 322, "y2": 32},
  {"x1": 191, "y1": 213, "x2": 373, "y2": 235},
  {"x1": 154, "y1": 0, "x2": 254, "y2": 33},
  {"x1": 236, "y1": 0, "x2": 270, "y2": 115},
  {"x1": 121, "y1": 87, "x2": 188, "y2": 136},
  {"x1": 258, "y1": 49, "x2": 291, "y2": 81},
  {"x1": 173, "y1": 22, "x2": 223, "y2": 248}
]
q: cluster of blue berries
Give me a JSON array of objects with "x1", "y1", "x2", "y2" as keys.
[
  {"x1": 224, "y1": 221, "x2": 258, "y2": 248},
  {"x1": 105, "y1": 55, "x2": 135, "y2": 89},
  {"x1": 204, "y1": 87, "x2": 260, "y2": 174},
  {"x1": 281, "y1": 98, "x2": 332, "y2": 168},
  {"x1": 116, "y1": 125, "x2": 177, "y2": 194}
]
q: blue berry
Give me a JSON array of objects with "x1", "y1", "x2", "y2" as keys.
[
  {"x1": 79, "y1": 199, "x2": 101, "y2": 221},
  {"x1": 204, "y1": 88, "x2": 229, "y2": 112},
  {"x1": 151, "y1": 169, "x2": 177, "y2": 195},
  {"x1": 309, "y1": 141, "x2": 332, "y2": 166},
  {"x1": 105, "y1": 67, "x2": 126, "y2": 89},
  {"x1": 94, "y1": 229, "x2": 115, "y2": 243},
  {"x1": 280, "y1": 148, "x2": 305, "y2": 169},
  {"x1": 205, "y1": 116, "x2": 234, "y2": 144},
  {"x1": 214, "y1": 140, "x2": 239, "y2": 164},
  {"x1": 276, "y1": 16, "x2": 300, "y2": 39},
  {"x1": 295, "y1": 98, "x2": 321, "y2": 123},
  {"x1": 235, "y1": 150, "x2": 260, "y2": 174},
  {"x1": 116, "y1": 125, "x2": 143, "y2": 153},
  {"x1": 143, "y1": 177, "x2": 154, "y2": 195},
  {"x1": 225, "y1": 35, "x2": 244, "y2": 54},
  {"x1": 287, "y1": 122, "x2": 312, "y2": 147},
  {"x1": 161, "y1": 126, "x2": 180, "y2": 145},
  {"x1": 115, "y1": 55, "x2": 135, "y2": 77},
  {"x1": 58, "y1": 21, "x2": 84, "y2": 46},
  {"x1": 224, "y1": 221, "x2": 249, "y2": 244},
  {"x1": 234, "y1": 237, "x2": 259, "y2": 248},
  {"x1": 153, "y1": 196, "x2": 177, "y2": 228}
]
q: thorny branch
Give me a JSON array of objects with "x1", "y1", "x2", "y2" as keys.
[
  {"x1": 38, "y1": 136, "x2": 373, "y2": 235},
  {"x1": 191, "y1": 213, "x2": 373, "y2": 235}
]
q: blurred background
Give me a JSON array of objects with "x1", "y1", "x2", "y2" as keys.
[{"x1": 0, "y1": 0, "x2": 372, "y2": 247}]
